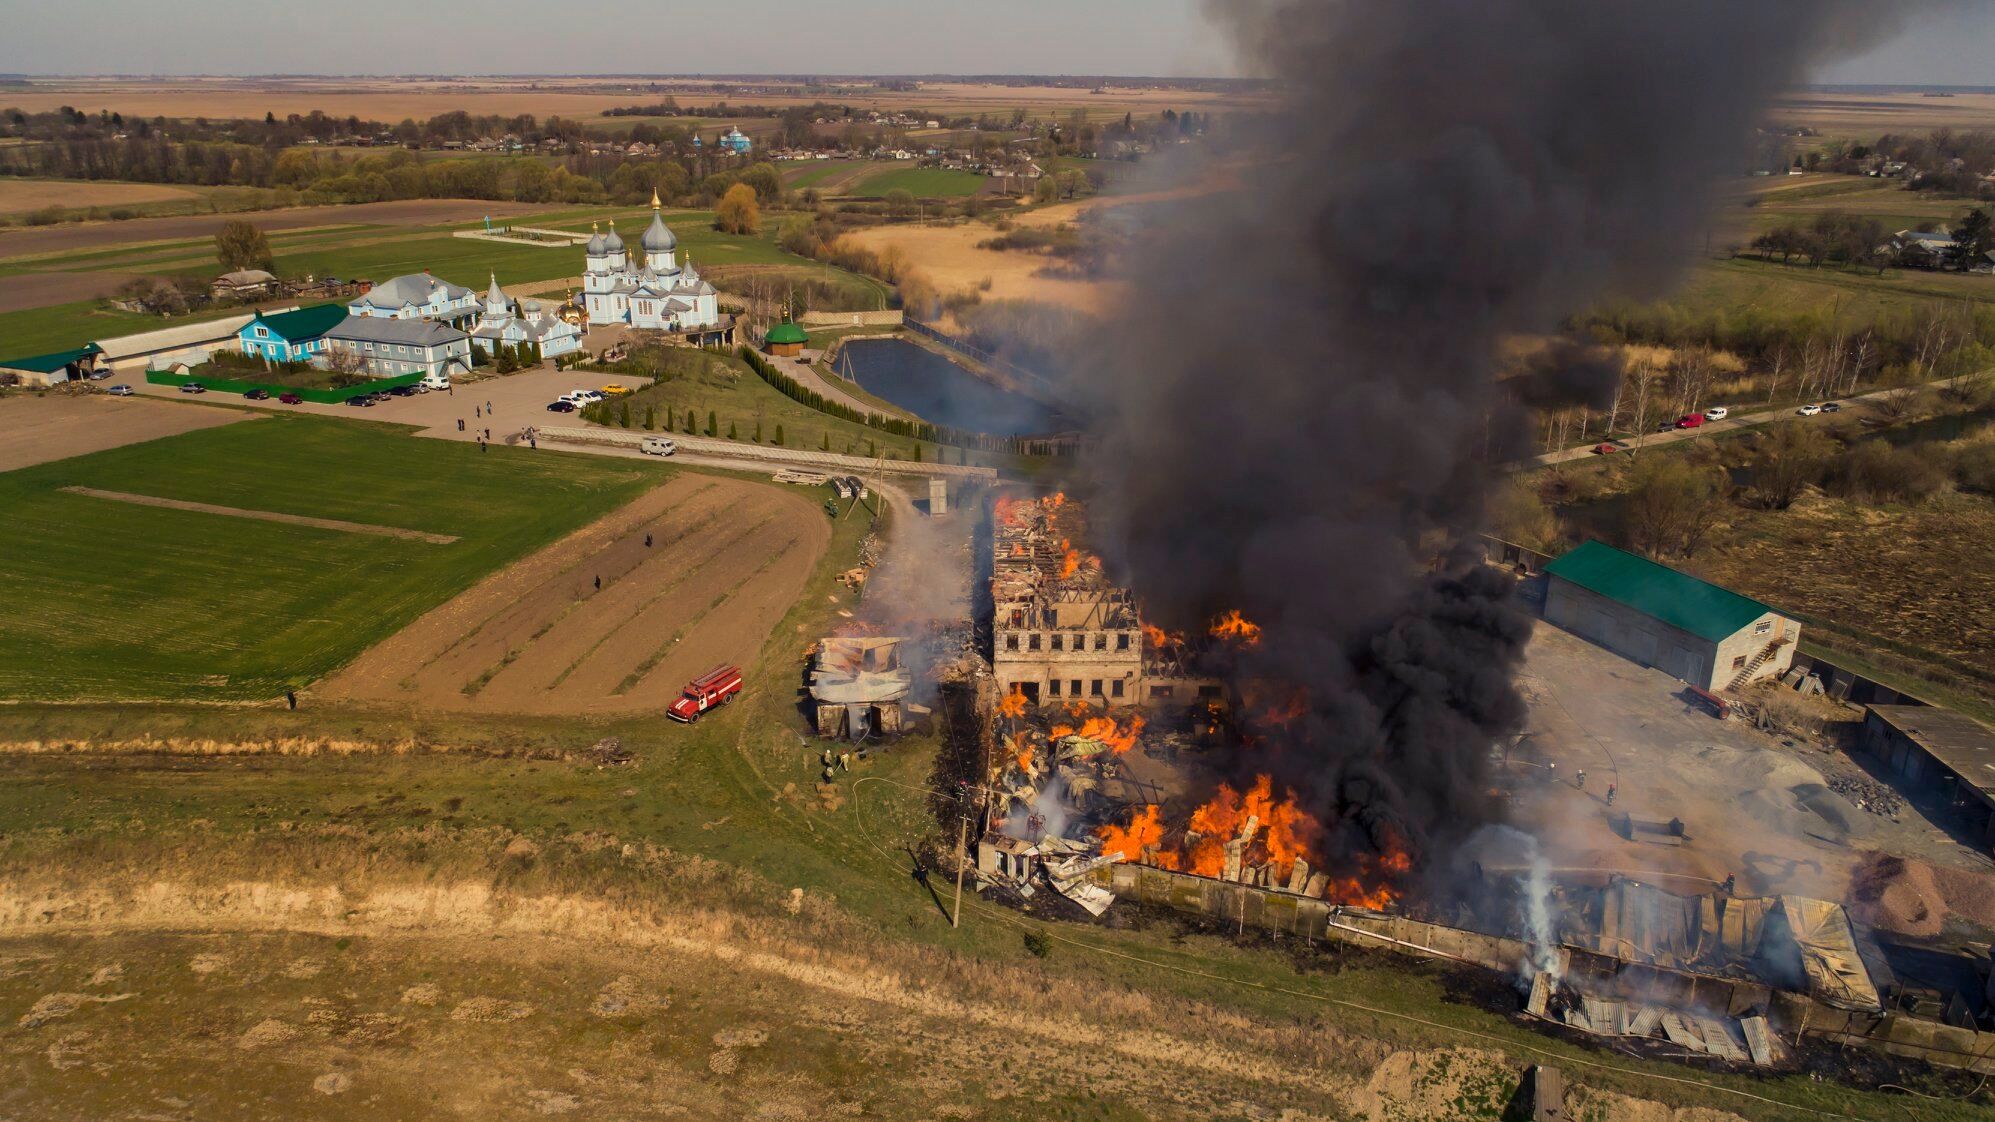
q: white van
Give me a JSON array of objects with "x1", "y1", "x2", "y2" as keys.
[
  {"x1": 420, "y1": 372, "x2": 451, "y2": 392},
  {"x1": 639, "y1": 437, "x2": 677, "y2": 457},
  {"x1": 1703, "y1": 406, "x2": 1729, "y2": 421}
]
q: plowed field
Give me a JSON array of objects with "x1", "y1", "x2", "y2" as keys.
[{"x1": 318, "y1": 474, "x2": 828, "y2": 715}]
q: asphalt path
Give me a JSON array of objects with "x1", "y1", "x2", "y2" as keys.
[{"x1": 1522, "y1": 374, "x2": 1978, "y2": 469}]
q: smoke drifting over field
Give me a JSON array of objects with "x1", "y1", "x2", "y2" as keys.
[{"x1": 1074, "y1": 1, "x2": 1909, "y2": 868}]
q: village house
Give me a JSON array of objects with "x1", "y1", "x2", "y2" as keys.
[
  {"x1": 209, "y1": 268, "x2": 280, "y2": 301},
  {"x1": 238, "y1": 304, "x2": 347, "y2": 363},
  {"x1": 323, "y1": 316, "x2": 473, "y2": 379},
  {"x1": 346, "y1": 272, "x2": 479, "y2": 328}
]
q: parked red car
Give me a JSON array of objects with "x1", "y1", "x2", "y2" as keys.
[
  {"x1": 1592, "y1": 442, "x2": 1620, "y2": 455},
  {"x1": 667, "y1": 664, "x2": 744, "y2": 723},
  {"x1": 278, "y1": 392, "x2": 303, "y2": 405},
  {"x1": 1675, "y1": 413, "x2": 1705, "y2": 429}
]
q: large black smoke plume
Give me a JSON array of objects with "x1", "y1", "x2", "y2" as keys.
[{"x1": 1070, "y1": 1, "x2": 1912, "y2": 870}]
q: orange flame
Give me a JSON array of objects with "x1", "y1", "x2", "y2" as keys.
[
  {"x1": 997, "y1": 689, "x2": 1028, "y2": 719},
  {"x1": 1096, "y1": 804, "x2": 1169, "y2": 864},
  {"x1": 1011, "y1": 731, "x2": 1035, "y2": 773},
  {"x1": 1105, "y1": 776, "x2": 1406, "y2": 907},
  {"x1": 1209, "y1": 610, "x2": 1263, "y2": 646},
  {"x1": 1048, "y1": 712, "x2": 1146, "y2": 755}
]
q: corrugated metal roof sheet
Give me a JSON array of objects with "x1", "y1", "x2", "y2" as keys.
[
  {"x1": 1544, "y1": 540, "x2": 1773, "y2": 643},
  {"x1": 249, "y1": 304, "x2": 347, "y2": 342},
  {"x1": 0, "y1": 342, "x2": 101, "y2": 373}
]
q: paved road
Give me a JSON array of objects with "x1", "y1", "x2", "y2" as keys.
[{"x1": 1522, "y1": 374, "x2": 1979, "y2": 469}]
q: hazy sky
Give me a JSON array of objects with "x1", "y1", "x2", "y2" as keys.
[{"x1": 0, "y1": 1, "x2": 1985, "y2": 81}]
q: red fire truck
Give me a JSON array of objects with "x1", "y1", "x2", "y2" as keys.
[{"x1": 667, "y1": 664, "x2": 744, "y2": 723}]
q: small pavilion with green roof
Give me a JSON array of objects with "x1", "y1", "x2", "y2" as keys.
[{"x1": 1542, "y1": 540, "x2": 1798, "y2": 692}]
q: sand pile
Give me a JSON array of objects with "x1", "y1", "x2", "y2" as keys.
[{"x1": 1847, "y1": 853, "x2": 1944, "y2": 937}]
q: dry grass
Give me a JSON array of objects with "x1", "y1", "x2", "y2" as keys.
[{"x1": 1699, "y1": 491, "x2": 1995, "y2": 683}]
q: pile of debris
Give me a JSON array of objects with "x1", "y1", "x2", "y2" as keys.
[
  {"x1": 1828, "y1": 774, "x2": 1905, "y2": 820},
  {"x1": 1527, "y1": 972, "x2": 1786, "y2": 1067},
  {"x1": 586, "y1": 737, "x2": 634, "y2": 767}
]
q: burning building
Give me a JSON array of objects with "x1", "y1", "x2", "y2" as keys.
[
  {"x1": 990, "y1": 492, "x2": 1220, "y2": 709},
  {"x1": 809, "y1": 636, "x2": 914, "y2": 739}
]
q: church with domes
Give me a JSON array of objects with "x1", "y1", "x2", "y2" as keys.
[{"x1": 581, "y1": 194, "x2": 722, "y2": 333}]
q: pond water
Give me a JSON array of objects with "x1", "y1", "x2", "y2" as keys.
[{"x1": 838, "y1": 337, "x2": 1069, "y2": 436}]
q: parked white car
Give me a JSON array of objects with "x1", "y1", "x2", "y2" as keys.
[
  {"x1": 1703, "y1": 406, "x2": 1729, "y2": 421},
  {"x1": 639, "y1": 437, "x2": 677, "y2": 457},
  {"x1": 567, "y1": 389, "x2": 606, "y2": 405},
  {"x1": 1797, "y1": 403, "x2": 1823, "y2": 417}
]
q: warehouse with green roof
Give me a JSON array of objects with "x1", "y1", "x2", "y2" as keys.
[{"x1": 1542, "y1": 540, "x2": 1798, "y2": 693}]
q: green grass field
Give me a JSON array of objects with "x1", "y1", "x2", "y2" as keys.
[
  {"x1": 0, "y1": 416, "x2": 661, "y2": 701},
  {"x1": 850, "y1": 166, "x2": 987, "y2": 198},
  {"x1": 781, "y1": 159, "x2": 867, "y2": 189}
]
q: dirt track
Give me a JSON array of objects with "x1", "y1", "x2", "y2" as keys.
[
  {"x1": 317, "y1": 474, "x2": 829, "y2": 715},
  {"x1": 0, "y1": 393, "x2": 244, "y2": 473},
  {"x1": 0, "y1": 199, "x2": 545, "y2": 260},
  {"x1": 60, "y1": 486, "x2": 459, "y2": 543}
]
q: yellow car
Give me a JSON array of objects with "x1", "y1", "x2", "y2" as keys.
[{"x1": 600, "y1": 384, "x2": 633, "y2": 396}]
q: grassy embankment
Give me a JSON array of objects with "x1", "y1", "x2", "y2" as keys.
[
  {"x1": 0, "y1": 415, "x2": 661, "y2": 701},
  {"x1": 0, "y1": 477, "x2": 1977, "y2": 1117}
]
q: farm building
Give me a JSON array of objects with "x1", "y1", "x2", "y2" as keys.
[
  {"x1": 98, "y1": 312, "x2": 261, "y2": 374},
  {"x1": 210, "y1": 269, "x2": 280, "y2": 300},
  {"x1": 1860, "y1": 706, "x2": 1995, "y2": 849},
  {"x1": 1542, "y1": 541, "x2": 1798, "y2": 693},
  {"x1": 0, "y1": 343, "x2": 103, "y2": 386},
  {"x1": 239, "y1": 304, "x2": 347, "y2": 363}
]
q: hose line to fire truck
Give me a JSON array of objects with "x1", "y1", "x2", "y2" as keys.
[{"x1": 845, "y1": 776, "x2": 1881, "y2": 1122}]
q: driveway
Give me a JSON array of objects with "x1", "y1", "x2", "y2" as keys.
[{"x1": 120, "y1": 364, "x2": 649, "y2": 444}]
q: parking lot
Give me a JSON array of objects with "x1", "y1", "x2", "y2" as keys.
[{"x1": 118, "y1": 364, "x2": 647, "y2": 445}]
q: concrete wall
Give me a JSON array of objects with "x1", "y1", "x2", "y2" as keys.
[
  {"x1": 1545, "y1": 577, "x2": 1720, "y2": 687},
  {"x1": 534, "y1": 425, "x2": 1000, "y2": 481},
  {"x1": 802, "y1": 310, "x2": 904, "y2": 327}
]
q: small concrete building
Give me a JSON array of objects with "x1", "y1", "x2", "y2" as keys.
[
  {"x1": 1861, "y1": 705, "x2": 1995, "y2": 849},
  {"x1": 1542, "y1": 540, "x2": 1798, "y2": 692}
]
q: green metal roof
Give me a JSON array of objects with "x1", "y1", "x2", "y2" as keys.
[
  {"x1": 0, "y1": 342, "x2": 101, "y2": 374},
  {"x1": 1544, "y1": 540, "x2": 1773, "y2": 643},
  {"x1": 249, "y1": 304, "x2": 347, "y2": 342},
  {"x1": 765, "y1": 321, "x2": 809, "y2": 345}
]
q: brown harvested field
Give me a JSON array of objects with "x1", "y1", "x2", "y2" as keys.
[
  {"x1": 318, "y1": 474, "x2": 829, "y2": 716},
  {"x1": 0, "y1": 77, "x2": 1265, "y2": 124},
  {"x1": 0, "y1": 199, "x2": 545, "y2": 261},
  {"x1": 0, "y1": 271, "x2": 148, "y2": 314},
  {"x1": 1770, "y1": 91, "x2": 1995, "y2": 141},
  {"x1": 0, "y1": 394, "x2": 245, "y2": 473},
  {"x1": 0, "y1": 179, "x2": 197, "y2": 215}
]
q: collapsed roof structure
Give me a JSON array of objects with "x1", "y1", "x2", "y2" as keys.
[{"x1": 809, "y1": 637, "x2": 914, "y2": 740}]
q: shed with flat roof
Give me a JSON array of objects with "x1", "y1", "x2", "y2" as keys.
[{"x1": 1862, "y1": 705, "x2": 1995, "y2": 848}]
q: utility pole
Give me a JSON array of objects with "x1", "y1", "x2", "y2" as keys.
[{"x1": 951, "y1": 812, "x2": 969, "y2": 928}]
